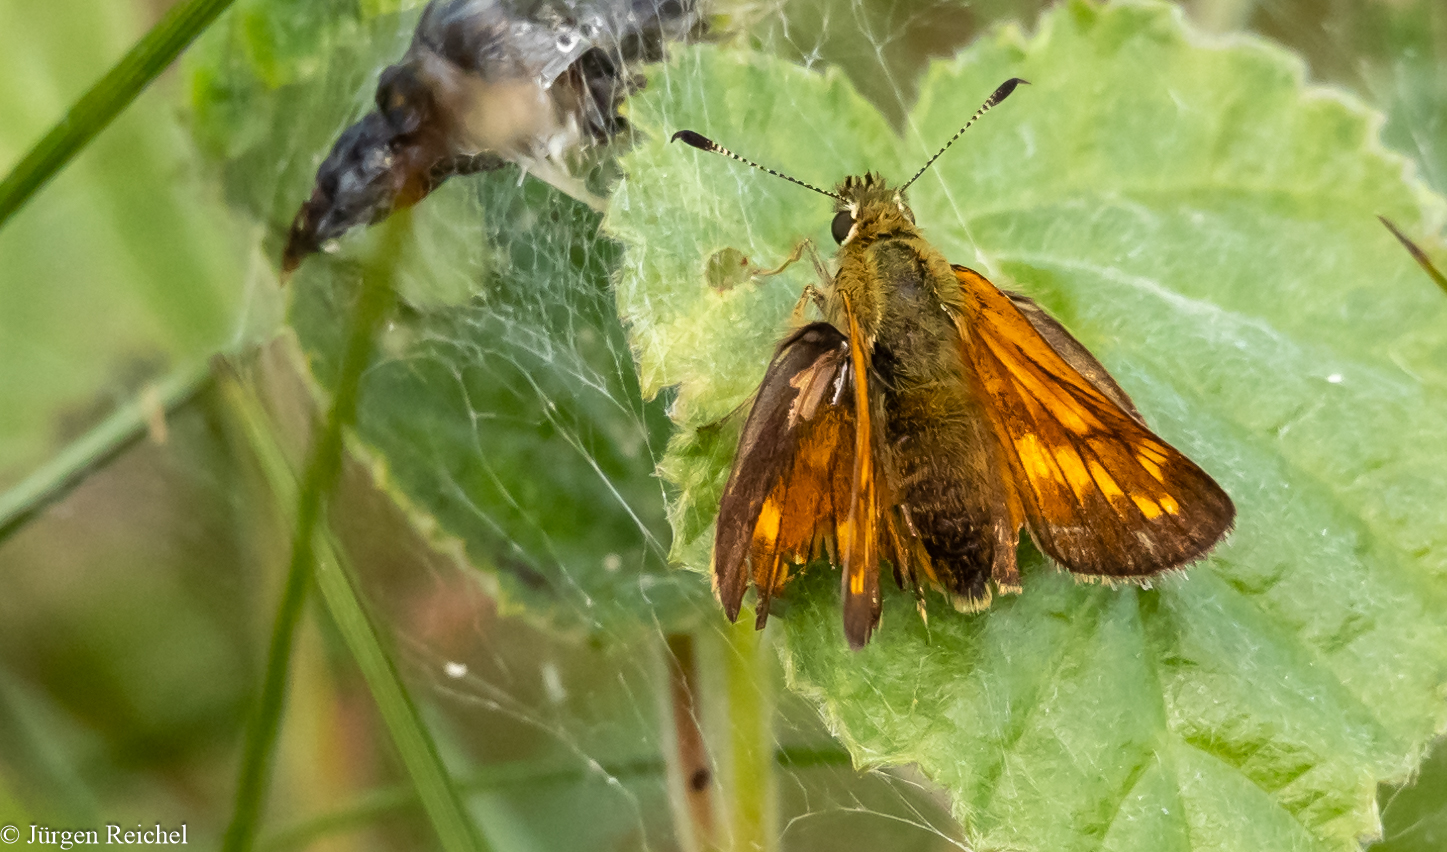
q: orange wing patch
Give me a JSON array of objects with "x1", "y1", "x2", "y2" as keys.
[
  {"x1": 743, "y1": 403, "x2": 853, "y2": 616},
  {"x1": 950, "y1": 265, "x2": 1234, "y2": 577}
]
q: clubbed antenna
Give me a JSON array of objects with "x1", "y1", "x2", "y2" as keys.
[
  {"x1": 900, "y1": 78, "x2": 1029, "y2": 191},
  {"x1": 1380, "y1": 216, "x2": 1447, "y2": 295},
  {"x1": 671, "y1": 130, "x2": 842, "y2": 201}
]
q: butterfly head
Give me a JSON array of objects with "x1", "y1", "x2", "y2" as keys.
[{"x1": 831, "y1": 173, "x2": 915, "y2": 247}]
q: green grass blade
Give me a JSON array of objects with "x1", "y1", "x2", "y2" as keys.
[
  {"x1": 312, "y1": 528, "x2": 491, "y2": 852},
  {"x1": 0, "y1": 0, "x2": 236, "y2": 230},
  {"x1": 224, "y1": 216, "x2": 403, "y2": 852},
  {"x1": 219, "y1": 211, "x2": 485, "y2": 852},
  {"x1": 220, "y1": 366, "x2": 493, "y2": 852},
  {"x1": 0, "y1": 361, "x2": 213, "y2": 544}
]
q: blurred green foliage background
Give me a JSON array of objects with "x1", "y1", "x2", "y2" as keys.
[{"x1": 0, "y1": 0, "x2": 1443, "y2": 850}]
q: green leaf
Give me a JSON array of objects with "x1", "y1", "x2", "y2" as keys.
[
  {"x1": 1376, "y1": 738, "x2": 1447, "y2": 851},
  {"x1": 606, "y1": 2, "x2": 1447, "y2": 850},
  {"x1": 281, "y1": 176, "x2": 697, "y2": 633},
  {"x1": 1238, "y1": 0, "x2": 1447, "y2": 201}
]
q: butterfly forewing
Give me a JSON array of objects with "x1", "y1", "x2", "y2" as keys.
[
  {"x1": 950, "y1": 265, "x2": 1235, "y2": 577},
  {"x1": 837, "y1": 292, "x2": 882, "y2": 648},
  {"x1": 1004, "y1": 291, "x2": 1145, "y2": 423}
]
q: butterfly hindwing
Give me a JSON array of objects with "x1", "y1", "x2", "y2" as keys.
[
  {"x1": 951, "y1": 265, "x2": 1235, "y2": 577},
  {"x1": 712, "y1": 322, "x2": 856, "y2": 625},
  {"x1": 711, "y1": 301, "x2": 887, "y2": 648}
]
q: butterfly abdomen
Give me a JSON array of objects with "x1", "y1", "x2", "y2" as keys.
[{"x1": 882, "y1": 384, "x2": 1019, "y2": 611}]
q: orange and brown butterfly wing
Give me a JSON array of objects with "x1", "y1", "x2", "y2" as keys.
[
  {"x1": 712, "y1": 323, "x2": 849, "y2": 622},
  {"x1": 950, "y1": 265, "x2": 1235, "y2": 577},
  {"x1": 712, "y1": 311, "x2": 885, "y2": 648},
  {"x1": 711, "y1": 324, "x2": 853, "y2": 623}
]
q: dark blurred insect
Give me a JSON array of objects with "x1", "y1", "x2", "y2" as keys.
[
  {"x1": 675, "y1": 79, "x2": 1235, "y2": 648},
  {"x1": 284, "y1": 0, "x2": 701, "y2": 273}
]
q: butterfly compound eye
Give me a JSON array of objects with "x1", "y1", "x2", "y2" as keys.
[{"x1": 831, "y1": 210, "x2": 854, "y2": 244}]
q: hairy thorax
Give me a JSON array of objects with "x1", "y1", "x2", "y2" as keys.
[{"x1": 856, "y1": 236, "x2": 966, "y2": 393}]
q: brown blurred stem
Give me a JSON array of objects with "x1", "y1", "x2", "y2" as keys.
[{"x1": 666, "y1": 633, "x2": 718, "y2": 851}]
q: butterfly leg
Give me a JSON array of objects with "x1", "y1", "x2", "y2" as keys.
[
  {"x1": 755, "y1": 238, "x2": 829, "y2": 280},
  {"x1": 754, "y1": 240, "x2": 808, "y2": 277},
  {"x1": 790, "y1": 284, "x2": 830, "y2": 326},
  {"x1": 752, "y1": 239, "x2": 833, "y2": 318}
]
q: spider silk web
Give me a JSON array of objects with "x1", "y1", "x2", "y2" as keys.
[{"x1": 186, "y1": 0, "x2": 1447, "y2": 848}]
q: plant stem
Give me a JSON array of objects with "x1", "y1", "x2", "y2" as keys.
[
  {"x1": 664, "y1": 632, "x2": 717, "y2": 851},
  {"x1": 722, "y1": 618, "x2": 776, "y2": 852},
  {"x1": 222, "y1": 217, "x2": 404, "y2": 852},
  {"x1": 0, "y1": 0, "x2": 237, "y2": 230},
  {"x1": 311, "y1": 527, "x2": 491, "y2": 852}
]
